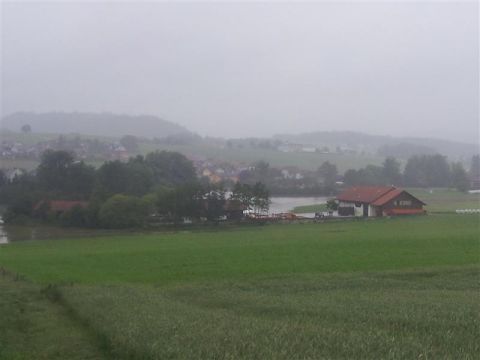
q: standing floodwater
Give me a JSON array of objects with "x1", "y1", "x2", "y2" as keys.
[{"x1": 269, "y1": 196, "x2": 328, "y2": 215}]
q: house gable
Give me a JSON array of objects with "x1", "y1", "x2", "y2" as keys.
[{"x1": 378, "y1": 191, "x2": 425, "y2": 210}]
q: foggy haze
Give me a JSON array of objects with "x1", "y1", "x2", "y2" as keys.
[{"x1": 1, "y1": 1, "x2": 478, "y2": 143}]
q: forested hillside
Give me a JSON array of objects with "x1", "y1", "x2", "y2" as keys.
[{"x1": 1, "y1": 112, "x2": 190, "y2": 138}]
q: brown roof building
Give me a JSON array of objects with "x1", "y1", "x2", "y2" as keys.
[{"x1": 337, "y1": 186, "x2": 426, "y2": 217}]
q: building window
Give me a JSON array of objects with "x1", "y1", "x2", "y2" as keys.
[
  {"x1": 399, "y1": 200, "x2": 412, "y2": 206},
  {"x1": 355, "y1": 203, "x2": 361, "y2": 207}
]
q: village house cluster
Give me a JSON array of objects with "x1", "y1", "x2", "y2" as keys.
[{"x1": 0, "y1": 137, "x2": 131, "y2": 162}]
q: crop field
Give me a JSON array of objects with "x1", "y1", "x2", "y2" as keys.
[{"x1": 0, "y1": 214, "x2": 479, "y2": 359}]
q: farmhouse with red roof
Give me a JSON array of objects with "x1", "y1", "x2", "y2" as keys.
[{"x1": 336, "y1": 186, "x2": 426, "y2": 217}]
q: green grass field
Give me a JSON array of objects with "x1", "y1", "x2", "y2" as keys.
[
  {"x1": 0, "y1": 274, "x2": 105, "y2": 360},
  {"x1": 408, "y1": 188, "x2": 480, "y2": 213},
  {"x1": 0, "y1": 214, "x2": 479, "y2": 359}
]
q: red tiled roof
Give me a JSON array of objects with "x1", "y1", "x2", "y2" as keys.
[
  {"x1": 371, "y1": 188, "x2": 404, "y2": 206},
  {"x1": 372, "y1": 189, "x2": 426, "y2": 206},
  {"x1": 384, "y1": 208, "x2": 426, "y2": 215},
  {"x1": 337, "y1": 186, "x2": 396, "y2": 204}
]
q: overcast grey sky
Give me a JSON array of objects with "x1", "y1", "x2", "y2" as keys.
[{"x1": 1, "y1": 1, "x2": 478, "y2": 143}]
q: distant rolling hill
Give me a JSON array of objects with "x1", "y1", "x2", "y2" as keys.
[
  {"x1": 275, "y1": 131, "x2": 478, "y2": 160},
  {"x1": 1, "y1": 112, "x2": 190, "y2": 138}
]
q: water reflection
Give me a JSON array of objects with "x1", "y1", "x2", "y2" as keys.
[{"x1": 0, "y1": 224, "x2": 128, "y2": 244}]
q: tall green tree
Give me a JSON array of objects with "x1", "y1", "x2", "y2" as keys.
[
  {"x1": 37, "y1": 150, "x2": 95, "y2": 197},
  {"x1": 470, "y1": 155, "x2": 480, "y2": 180},
  {"x1": 382, "y1": 157, "x2": 402, "y2": 185},
  {"x1": 93, "y1": 161, "x2": 131, "y2": 200},
  {"x1": 124, "y1": 157, "x2": 154, "y2": 196},
  {"x1": 231, "y1": 182, "x2": 254, "y2": 211},
  {"x1": 98, "y1": 194, "x2": 150, "y2": 228},
  {"x1": 94, "y1": 157, "x2": 154, "y2": 200},
  {"x1": 344, "y1": 165, "x2": 385, "y2": 186},
  {"x1": 145, "y1": 151, "x2": 197, "y2": 187},
  {"x1": 37, "y1": 150, "x2": 75, "y2": 190},
  {"x1": 451, "y1": 162, "x2": 470, "y2": 192},
  {"x1": 204, "y1": 184, "x2": 226, "y2": 221},
  {"x1": 156, "y1": 183, "x2": 203, "y2": 223},
  {"x1": 317, "y1": 161, "x2": 338, "y2": 187},
  {"x1": 404, "y1": 154, "x2": 451, "y2": 187},
  {"x1": 252, "y1": 182, "x2": 270, "y2": 214}
]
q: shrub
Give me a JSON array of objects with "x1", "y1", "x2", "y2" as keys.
[
  {"x1": 99, "y1": 194, "x2": 150, "y2": 228},
  {"x1": 59, "y1": 205, "x2": 88, "y2": 227}
]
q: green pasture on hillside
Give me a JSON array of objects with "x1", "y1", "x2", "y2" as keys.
[{"x1": 0, "y1": 214, "x2": 479, "y2": 359}]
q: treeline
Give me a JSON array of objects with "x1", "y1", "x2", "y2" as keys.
[
  {"x1": 344, "y1": 154, "x2": 477, "y2": 191},
  {"x1": 221, "y1": 154, "x2": 477, "y2": 196},
  {"x1": 0, "y1": 150, "x2": 269, "y2": 228}
]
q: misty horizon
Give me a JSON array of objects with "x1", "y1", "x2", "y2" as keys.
[
  {"x1": 2, "y1": 1, "x2": 479, "y2": 143},
  {"x1": 1, "y1": 110, "x2": 479, "y2": 147}
]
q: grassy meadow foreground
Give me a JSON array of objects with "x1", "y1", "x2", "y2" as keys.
[{"x1": 0, "y1": 214, "x2": 479, "y2": 359}]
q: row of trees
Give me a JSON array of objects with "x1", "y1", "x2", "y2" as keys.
[
  {"x1": 0, "y1": 150, "x2": 269, "y2": 228},
  {"x1": 237, "y1": 153, "x2": 477, "y2": 195},
  {"x1": 94, "y1": 182, "x2": 268, "y2": 228},
  {"x1": 344, "y1": 154, "x2": 475, "y2": 191}
]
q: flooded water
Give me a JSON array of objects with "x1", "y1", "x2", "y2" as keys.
[
  {"x1": 0, "y1": 222, "x2": 129, "y2": 244},
  {"x1": 0, "y1": 197, "x2": 327, "y2": 244},
  {"x1": 269, "y1": 196, "x2": 327, "y2": 214}
]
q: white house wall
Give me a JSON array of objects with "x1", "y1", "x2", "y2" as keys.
[
  {"x1": 339, "y1": 201, "x2": 377, "y2": 217},
  {"x1": 354, "y1": 205, "x2": 364, "y2": 217}
]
